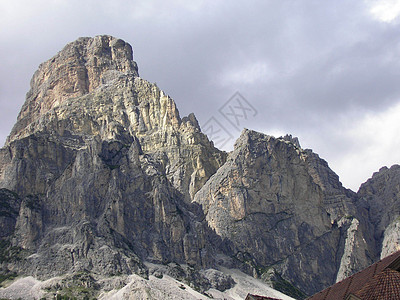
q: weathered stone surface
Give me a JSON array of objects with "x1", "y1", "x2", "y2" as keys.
[
  {"x1": 7, "y1": 36, "x2": 138, "y2": 145},
  {"x1": 0, "y1": 36, "x2": 227, "y2": 287},
  {"x1": 0, "y1": 189, "x2": 21, "y2": 238},
  {"x1": 357, "y1": 165, "x2": 400, "y2": 259},
  {"x1": 381, "y1": 219, "x2": 400, "y2": 259},
  {"x1": 2, "y1": 35, "x2": 400, "y2": 299},
  {"x1": 194, "y1": 129, "x2": 373, "y2": 294},
  {"x1": 200, "y1": 269, "x2": 235, "y2": 291},
  {"x1": 3, "y1": 36, "x2": 225, "y2": 204},
  {"x1": 335, "y1": 217, "x2": 372, "y2": 282},
  {"x1": 146, "y1": 262, "x2": 235, "y2": 293}
]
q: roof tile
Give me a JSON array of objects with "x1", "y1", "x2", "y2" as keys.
[{"x1": 307, "y1": 250, "x2": 400, "y2": 300}]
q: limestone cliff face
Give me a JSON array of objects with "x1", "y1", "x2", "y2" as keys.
[
  {"x1": 7, "y1": 36, "x2": 138, "y2": 144},
  {"x1": 2, "y1": 36, "x2": 225, "y2": 203},
  {"x1": 1, "y1": 35, "x2": 399, "y2": 299},
  {"x1": 357, "y1": 165, "x2": 400, "y2": 259},
  {"x1": 194, "y1": 129, "x2": 373, "y2": 294},
  {"x1": 0, "y1": 189, "x2": 20, "y2": 239},
  {"x1": 0, "y1": 36, "x2": 227, "y2": 282}
]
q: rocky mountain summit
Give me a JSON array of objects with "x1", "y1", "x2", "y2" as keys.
[
  {"x1": 194, "y1": 130, "x2": 375, "y2": 293},
  {"x1": 0, "y1": 36, "x2": 399, "y2": 299}
]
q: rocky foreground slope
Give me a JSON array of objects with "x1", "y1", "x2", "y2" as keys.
[{"x1": 0, "y1": 36, "x2": 399, "y2": 299}]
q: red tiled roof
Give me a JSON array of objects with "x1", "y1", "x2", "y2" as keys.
[
  {"x1": 307, "y1": 250, "x2": 400, "y2": 300},
  {"x1": 353, "y1": 268, "x2": 400, "y2": 300}
]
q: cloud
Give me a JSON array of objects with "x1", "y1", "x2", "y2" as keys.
[
  {"x1": 329, "y1": 103, "x2": 400, "y2": 191},
  {"x1": 218, "y1": 62, "x2": 271, "y2": 86},
  {"x1": 367, "y1": 0, "x2": 400, "y2": 22}
]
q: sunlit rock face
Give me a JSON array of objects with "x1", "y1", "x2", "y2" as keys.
[
  {"x1": 357, "y1": 165, "x2": 400, "y2": 259},
  {"x1": 1, "y1": 35, "x2": 399, "y2": 298},
  {"x1": 3, "y1": 35, "x2": 226, "y2": 203},
  {"x1": 7, "y1": 35, "x2": 139, "y2": 144},
  {"x1": 0, "y1": 36, "x2": 227, "y2": 282},
  {"x1": 194, "y1": 129, "x2": 374, "y2": 294}
]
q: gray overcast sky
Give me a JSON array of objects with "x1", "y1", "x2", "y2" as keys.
[{"x1": 1, "y1": 0, "x2": 400, "y2": 191}]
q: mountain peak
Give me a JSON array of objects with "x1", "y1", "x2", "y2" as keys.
[
  {"x1": 1, "y1": 35, "x2": 399, "y2": 299},
  {"x1": 7, "y1": 35, "x2": 139, "y2": 144}
]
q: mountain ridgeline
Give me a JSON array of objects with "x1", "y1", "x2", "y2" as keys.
[{"x1": 0, "y1": 36, "x2": 399, "y2": 299}]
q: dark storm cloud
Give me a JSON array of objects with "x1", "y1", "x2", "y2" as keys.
[{"x1": 1, "y1": 0, "x2": 400, "y2": 190}]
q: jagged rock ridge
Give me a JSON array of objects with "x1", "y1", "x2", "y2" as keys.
[
  {"x1": 0, "y1": 36, "x2": 230, "y2": 296},
  {"x1": 0, "y1": 35, "x2": 399, "y2": 299},
  {"x1": 194, "y1": 129, "x2": 374, "y2": 294}
]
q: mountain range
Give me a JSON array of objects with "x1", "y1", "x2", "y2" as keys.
[{"x1": 1, "y1": 35, "x2": 399, "y2": 299}]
